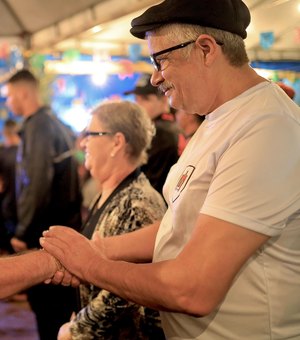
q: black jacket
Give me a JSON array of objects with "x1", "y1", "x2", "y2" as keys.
[
  {"x1": 141, "y1": 114, "x2": 180, "y2": 194},
  {"x1": 0, "y1": 145, "x2": 18, "y2": 226},
  {"x1": 15, "y1": 107, "x2": 82, "y2": 248}
]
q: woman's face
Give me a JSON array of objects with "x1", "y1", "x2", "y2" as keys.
[{"x1": 81, "y1": 115, "x2": 115, "y2": 182}]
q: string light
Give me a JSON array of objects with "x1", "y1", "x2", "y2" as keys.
[{"x1": 91, "y1": 72, "x2": 107, "y2": 86}]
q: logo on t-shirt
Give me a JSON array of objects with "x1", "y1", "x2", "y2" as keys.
[{"x1": 172, "y1": 165, "x2": 195, "y2": 202}]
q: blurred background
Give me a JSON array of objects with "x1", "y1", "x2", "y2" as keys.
[{"x1": 0, "y1": 0, "x2": 299, "y2": 136}]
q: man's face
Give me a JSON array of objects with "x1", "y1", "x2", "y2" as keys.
[
  {"x1": 5, "y1": 83, "x2": 25, "y2": 116},
  {"x1": 147, "y1": 33, "x2": 211, "y2": 115},
  {"x1": 147, "y1": 35, "x2": 194, "y2": 109}
]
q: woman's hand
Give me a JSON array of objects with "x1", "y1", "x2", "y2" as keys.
[{"x1": 57, "y1": 313, "x2": 76, "y2": 340}]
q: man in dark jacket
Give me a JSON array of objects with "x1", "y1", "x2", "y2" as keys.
[
  {"x1": 6, "y1": 69, "x2": 82, "y2": 340},
  {"x1": 0, "y1": 118, "x2": 20, "y2": 253},
  {"x1": 125, "y1": 73, "x2": 180, "y2": 194}
]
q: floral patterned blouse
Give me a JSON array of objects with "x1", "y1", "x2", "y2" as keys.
[{"x1": 70, "y1": 171, "x2": 167, "y2": 339}]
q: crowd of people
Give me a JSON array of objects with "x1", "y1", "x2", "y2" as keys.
[
  {"x1": 0, "y1": 70, "x2": 184, "y2": 339},
  {"x1": 0, "y1": 0, "x2": 300, "y2": 339}
]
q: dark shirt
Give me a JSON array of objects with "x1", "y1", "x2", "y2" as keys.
[
  {"x1": 15, "y1": 106, "x2": 82, "y2": 248},
  {"x1": 0, "y1": 145, "x2": 18, "y2": 227},
  {"x1": 141, "y1": 114, "x2": 180, "y2": 194}
]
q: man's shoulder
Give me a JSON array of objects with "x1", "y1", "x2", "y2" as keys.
[
  {"x1": 31, "y1": 107, "x2": 74, "y2": 136},
  {"x1": 28, "y1": 106, "x2": 52, "y2": 124}
]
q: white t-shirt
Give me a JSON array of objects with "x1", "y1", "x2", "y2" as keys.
[{"x1": 154, "y1": 82, "x2": 300, "y2": 339}]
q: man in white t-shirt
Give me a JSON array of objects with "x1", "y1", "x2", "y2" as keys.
[{"x1": 41, "y1": 0, "x2": 300, "y2": 339}]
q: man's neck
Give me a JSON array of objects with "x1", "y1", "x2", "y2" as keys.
[{"x1": 23, "y1": 102, "x2": 43, "y2": 118}]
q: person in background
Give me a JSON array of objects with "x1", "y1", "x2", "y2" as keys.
[
  {"x1": 57, "y1": 100, "x2": 166, "y2": 340},
  {"x1": 125, "y1": 73, "x2": 180, "y2": 194},
  {"x1": 6, "y1": 69, "x2": 82, "y2": 340},
  {"x1": 175, "y1": 109, "x2": 204, "y2": 148},
  {"x1": 0, "y1": 118, "x2": 20, "y2": 253},
  {"x1": 276, "y1": 81, "x2": 296, "y2": 100},
  {"x1": 41, "y1": 0, "x2": 300, "y2": 339}
]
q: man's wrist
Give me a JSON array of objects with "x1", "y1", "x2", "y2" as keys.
[{"x1": 39, "y1": 249, "x2": 63, "y2": 278}]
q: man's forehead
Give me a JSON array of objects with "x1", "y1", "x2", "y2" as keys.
[
  {"x1": 4, "y1": 84, "x2": 14, "y2": 96},
  {"x1": 147, "y1": 34, "x2": 168, "y2": 53},
  {"x1": 9, "y1": 80, "x2": 36, "y2": 90},
  {"x1": 6, "y1": 82, "x2": 26, "y2": 90}
]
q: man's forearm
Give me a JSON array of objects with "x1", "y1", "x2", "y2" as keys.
[
  {"x1": 0, "y1": 250, "x2": 56, "y2": 299},
  {"x1": 100, "y1": 221, "x2": 160, "y2": 263},
  {"x1": 86, "y1": 255, "x2": 184, "y2": 314}
]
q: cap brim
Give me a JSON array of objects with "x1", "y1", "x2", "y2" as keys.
[
  {"x1": 130, "y1": 23, "x2": 164, "y2": 39},
  {"x1": 123, "y1": 89, "x2": 135, "y2": 95}
]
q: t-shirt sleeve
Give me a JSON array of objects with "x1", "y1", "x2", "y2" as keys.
[{"x1": 201, "y1": 114, "x2": 300, "y2": 236}]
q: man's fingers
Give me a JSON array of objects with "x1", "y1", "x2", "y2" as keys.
[
  {"x1": 40, "y1": 236, "x2": 66, "y2": 262},
  {"x1": 70, "y1": 276, "x2": 81, "y2": 287},
  {"x1": 51, "y1": 271, "x2": 65, "y2": 285},
  {"x1": 44, "y1": 270, "x2": 80, "y2": 287},
  {"x1": 43, "y1": 226, "x2": 80, "y2": 240},
  {"x1": 61, "y1": 270, "x2": 73, "y2": 287},
  {"x1": 41, "y1": 226, "x2": 97, "y2": 282}
]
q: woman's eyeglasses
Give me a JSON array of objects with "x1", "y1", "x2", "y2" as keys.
[{"x1": 82, "y1": 131, "x2": 113, "y2": 138}]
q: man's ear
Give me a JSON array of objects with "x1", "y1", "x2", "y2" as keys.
[{"x1": 195, "y1": 34, "x2": 219, "y2": 64}]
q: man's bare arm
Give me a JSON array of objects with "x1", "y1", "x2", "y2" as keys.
[
  {"x1": 96, "y1": 221, "x2": 160, "y2": 262},
  {"x1": 0, "y1": 250, "x2": 58, "y2": 299},
  {"x1": 41, "y1": 215, "x2": 269, "y2": 317}
]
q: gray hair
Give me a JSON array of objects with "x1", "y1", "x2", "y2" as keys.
[
  {"x1": 150, "y1": 23, "x2": 249, "y2": 67},
  {"x1": 91, "y1": 100, "x2": 155, "y2": 165}
]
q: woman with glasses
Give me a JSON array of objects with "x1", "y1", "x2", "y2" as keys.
[{"x1": 57, "y1": 100, "x2": 166, "y2": 340}]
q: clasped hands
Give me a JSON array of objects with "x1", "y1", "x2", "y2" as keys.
[
  {"x1": 42, "y1": 249, "x2": 80, "y2": 287},
  {"x1": 40, "y1": 226, "x2": 106, "y2": 287}
]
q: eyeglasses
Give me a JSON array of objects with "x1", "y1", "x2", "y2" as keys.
[
  {"x1": 82, "y1": 131, "x2": 113, "y2": 138},
  {"x1": 150, "y1": 39, "x2": 224, "y2": 72},
  {"x1": 150, "y1": 40, "x2": 195, "y2": 72}
]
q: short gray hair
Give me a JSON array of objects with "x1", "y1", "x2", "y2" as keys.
[
  {"x1": 150, "y1": 23, "x2": 249, "y2": 67},
  {"x1": 91, "y1": 100, "x2": 155, "y2": 165}
]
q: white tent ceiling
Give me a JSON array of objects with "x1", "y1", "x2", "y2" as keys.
[{"x1": 0, "y1": 0, "x2": 300, "y2": 61}]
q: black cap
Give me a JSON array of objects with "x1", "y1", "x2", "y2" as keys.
[
  {"x1": 124, "y1": 73, "x2": 160, "y2": 96},
  {"x1": 130, "y1": 0, "x2": 250, "y2": 40}
]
